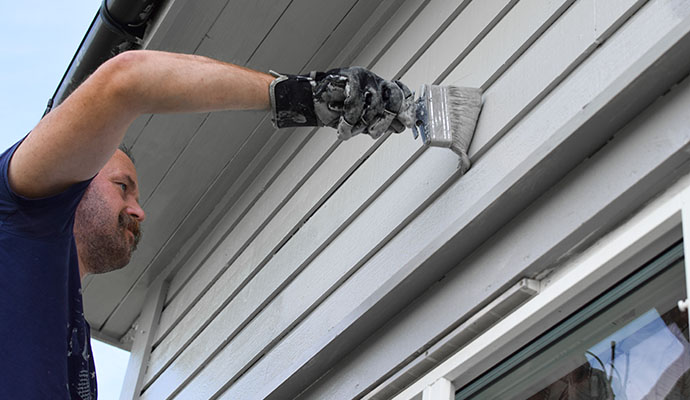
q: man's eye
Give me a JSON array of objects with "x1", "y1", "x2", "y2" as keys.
[{"x1": 119, "y1": 183, "x2": 127, "y2": 192}]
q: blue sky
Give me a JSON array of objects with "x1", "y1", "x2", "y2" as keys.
[{"x1": 0, "y1": 1, "x2": 130, "y2": 398}]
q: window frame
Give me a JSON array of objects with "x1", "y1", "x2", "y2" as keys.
[{"x1": 393, "y1": 174, "x2": 690, "y2": 400}]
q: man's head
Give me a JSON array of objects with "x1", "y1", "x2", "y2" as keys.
[{"x1": 74, "y1": 148, "x2": 145, "y2": 278}]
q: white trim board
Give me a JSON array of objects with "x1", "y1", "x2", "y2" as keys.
[{"x1": 119, "y1": 279, "x2": 168, "y2": 400}]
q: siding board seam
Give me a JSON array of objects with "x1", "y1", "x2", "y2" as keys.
[
  {"x1": 141, "y1": 137, "x2": 341, "y2": 389},
  {"x1": 367, "y1": 0, "x2": 432, "y2": 70},
  {"x1": 159, "y1": 128, "x2": 316, "y2": 305},
  {"x1": 129, "y1": 0, "x2": 232, "y2": 147},
  {"x1": 158, "y1": 128, "x2": 316, "y2": 314},
  {"x1": 244, "y1": 0, "x2": 297, "y2": 64},
  {"x1": 432, "y1": 0, "x2": 520, "y2": 85},
  {"x1": 471, "y1": 0, "x2": 649, "y2": 161},
  {"x1": 190, "y1": 0, "x2": 233, "y2": 55},
  {"x1": 127, "y1": 114, "x2": 154, "y2": 150},
  {"x1": 299, "y1": 0, "x2": 361, "y2": 71},
  {"x1": 146, "y1": 133, "x2": 382, "y2": 394},
  {"x1": 393, "y1": 0, "x2": 474, "y2": 80},
  {"x1": 479, "y1": 0, "x2": 578, "y2": 91}
]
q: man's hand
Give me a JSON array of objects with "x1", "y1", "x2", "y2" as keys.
[{"x1": 270, "y1": 67, "x2": 415, "y2": 140}]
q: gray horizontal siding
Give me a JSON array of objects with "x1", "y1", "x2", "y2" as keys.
[{"x1": 136, "y1": 0, "x2": 690, "y2": 398}]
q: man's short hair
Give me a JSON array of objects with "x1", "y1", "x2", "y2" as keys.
[{"x1": 118, "y1": 143, "x2": 135, "y2": 165}]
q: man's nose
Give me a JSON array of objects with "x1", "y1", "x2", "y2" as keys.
[{"x1": 127, "y1": 201, "x2": 146, "y2": 222}]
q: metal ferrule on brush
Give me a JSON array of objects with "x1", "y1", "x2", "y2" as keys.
[{"x1": 412, "y1": 84, "x2": 453, "y2": 147}]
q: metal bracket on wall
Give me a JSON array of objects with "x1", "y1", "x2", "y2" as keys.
[
  {"x1": 363, "y1": 278, "x2": 540, "y2": 400},
  {"x1": 678, "y1": 298, "x2": 689, "y2": 312}
]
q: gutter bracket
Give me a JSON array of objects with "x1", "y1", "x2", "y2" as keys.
[{"x1": 100, "y1": 0, "x2": 145, "y2": 46}]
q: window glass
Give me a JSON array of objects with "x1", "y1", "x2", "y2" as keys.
[{"x1": 456, "y1": 242, "x2": 689, "y2": 400}]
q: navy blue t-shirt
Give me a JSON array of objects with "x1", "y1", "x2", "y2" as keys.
[{"x1": 0, "y1": 139, "x2": 97, "y2": 399}]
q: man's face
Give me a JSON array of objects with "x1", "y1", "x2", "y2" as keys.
[{"x1": 74, "y1": 150, "x2": 145, "y2": 276}]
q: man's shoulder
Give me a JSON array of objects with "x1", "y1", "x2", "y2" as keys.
[{"x1": 0, "y1": 137, "x2": 93, "y2": 238}]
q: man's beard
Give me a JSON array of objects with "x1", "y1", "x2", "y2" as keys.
[{"x1": 74, "y1": 187, "x2": 142, "y2": 275}]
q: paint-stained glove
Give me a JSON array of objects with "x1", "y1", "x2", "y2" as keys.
[{"x1": 270, "y1": 67, "x2": 415, "y2": 140}]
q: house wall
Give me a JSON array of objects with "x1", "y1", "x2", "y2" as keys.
[{"x1": 130, "y1": 0, "x2": 690, "y2": 398}]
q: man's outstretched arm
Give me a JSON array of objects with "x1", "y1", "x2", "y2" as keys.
[{"x1": 8, "y1": 50, "x2": 274, "y2": 199}]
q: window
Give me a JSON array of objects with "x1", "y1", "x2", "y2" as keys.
[{"x1": 456, "y1": 242, "x2": 689, "y2": 400}]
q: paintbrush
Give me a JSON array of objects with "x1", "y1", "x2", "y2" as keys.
[{"x1": 412, "y1": 85, "x2": 483, "y2": 174}]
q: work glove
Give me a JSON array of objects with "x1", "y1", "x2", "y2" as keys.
[{"x1": 270, "y1": 67, "x2": 415, "y2": 140}]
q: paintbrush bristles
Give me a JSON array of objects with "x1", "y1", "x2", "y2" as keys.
[
  {"x1": 413, "y1": 84, "x2": 483, "y2": 173},
  {"x1": 446, "y1": 86, "x2": 482, "y2": 173}
]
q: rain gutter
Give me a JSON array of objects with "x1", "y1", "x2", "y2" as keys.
[{"x1": 46, "y1": 0, "x2": 160, "y2": 114}]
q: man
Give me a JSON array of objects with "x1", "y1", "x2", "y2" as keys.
[{"x1": 0, "y1": 50, "x2": 413, "y2": 399}]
